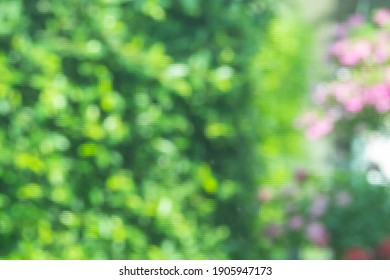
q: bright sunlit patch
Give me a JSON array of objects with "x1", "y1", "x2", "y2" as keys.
[{"x1": 363, "y1": 133, "x2": 390, "y2": 182}]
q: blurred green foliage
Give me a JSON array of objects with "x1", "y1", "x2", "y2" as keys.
[
  {"x1": 256, "y1": 14, "x2": 311, "y2": 185},
  {"x1": 254, "y1": 10, "x2": 315, "y2": 258},
  {"x1": 325, "y1": 171, "x2": 390, "y2": 258},
  {"x1": 0, "y1": 0, "x2": 279, "y2": 259}
]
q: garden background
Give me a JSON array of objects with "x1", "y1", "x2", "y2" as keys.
[{"x1": 1, "y1": 0, "x2": 390, "y2": 260}]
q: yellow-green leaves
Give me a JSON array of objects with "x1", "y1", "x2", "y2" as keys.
[
  {"x1": 14, "y1": 153, "x2": 44, "y2": 174},
  {"x1": 205, "y1": 122, "x2": 233, "y2": 139},
  {"x1": 78, "y1": 142, "x2": 100, "y2": 157},
  {"x1": 198, "y1": 164, "x2": 218, "y2": 194},
  {"x1": 142, "y1": 0, "x2": 166, "y2": 21},
  {"x1": 51, "y1": 186, "x2": 72, "y2": 205},
  {"x1": 106, "y1": 170, "x2": 134, "y2": 192},
  {"x1": 210, "y1": 65, "x2": 234, "y2": 92},
  {"x1": 17, "y1": 183, "x2": 43, "y2": 200}
]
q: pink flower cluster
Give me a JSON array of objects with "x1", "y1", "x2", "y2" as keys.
[
  {"x1": 374, "y1": 8, "x2": 390, "y2": 26},
  {"x1": 331, "y1": 31, "x2": 390, "y2": 66},
  {"x1": 331, "y1": 39, "x2": 372, "y2": 66},
  {"x1": 295, "y1": 109, "x2": 340, "y2": 139},
  {"x1": 285, "y1": 193, "x2": 331, "y2": 247},
  {"x1": 306, "y1": 222, "x2": 328, "y2": 247},
  {"x1": 331, "y1": 9, "x2": 390, "y2": 66},
  {"x1": 298, "y1": 9, "x2": 390, "y2": 140},
  {"x1": 261, "y1": 169, "x2": 353, "y2": 249},
  {"x1": 314, "y1": 79, "x2": 390, "y2": 114}
]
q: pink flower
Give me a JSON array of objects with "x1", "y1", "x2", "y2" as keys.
[
  {"x1": 331, "y1": 39, "x2": 348, "y2": 57},
  {"x1": 305, "y1": 118, "x2": 334, "y2": 140},
  {"x1": 309, "y1": 195, "x2": 328, "y2": 217},
  {"x1": 296, "y1": 109, "x2": 341, "y2": 140},
  {"x1": 335, "y1": 191, "x2": 352, "y2": 207},
  {"x1": 257, "y1": 187, "x2": 273, "y2": 202},
  {"x1": 294, "y1": 169, "x2": 309, "y2": 183},
  {"x1": 312, "y1": 84, "x2": 329, "y2": 105},
  {"x1": 347, "y1": 14, "x2": 365, "y2": 27},
  {"x1": 374, "y1": 8, "x2": 390, "y2": 26},
  {"x1": 327, "y1": 107, "x2": 342, "y2": 120},
  {"x1": 385, "y1": 67, "x2": 390, "y2": 84},
  {"x1": 365, "y1": 84, "x2": 390, "y2": 112},
  {"x1": 264, "y1": 223, "x2": 283, "y2": 240},
  {"x1": 295, "y1": 111, "x2": 318, "y2": 128},
  {"x1": 346, "y1": 40, "x2": 371, "y2": 65},
  {"x1": 333, "y1": 24, "x2": 348, "y2": 39},
  {"x1": 296, "y1": 108, "x2": 342, "y2": 140},
  {"x1": 374, "y1": 100, "x2": 390, "y2": 113},
  {"x1": 331, "y1": 81, "x2": 361, "y2": 103},
  {"x1": 305, "y1": 222, "x2": 328, "y2": 247},
  {"x1": 331, "y1": 39, "x2": 371, "y2": 66},
  {"x1": 343, "y1": 96, "x2": 365, "y2": 113},
  {"x1": 288, "y1": 215, "x2": 304, "y2": 230},
  {"x1": 374, "y1": 43, "x2": 389, "y2": 63},
  {"x1": 373, "y1": 31, "x2": 390, "y2": 63}
]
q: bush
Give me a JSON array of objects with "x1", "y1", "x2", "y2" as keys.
[{"x1": 0, "y1": 0, "x2": 273, "y2": 259}]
